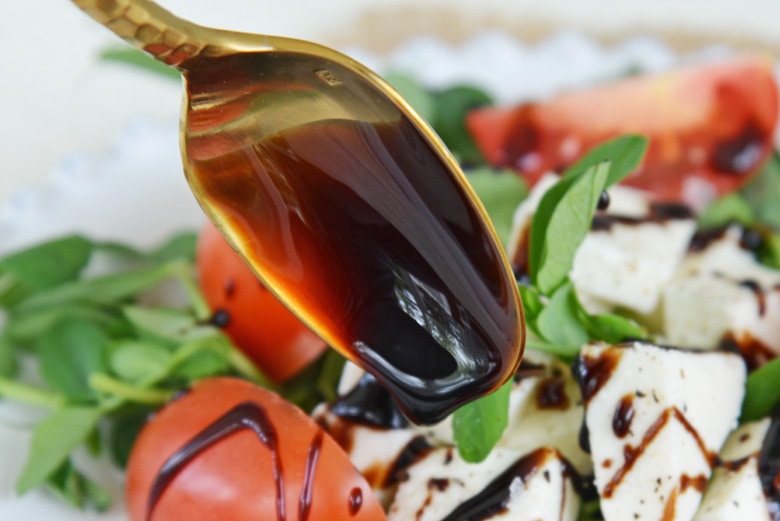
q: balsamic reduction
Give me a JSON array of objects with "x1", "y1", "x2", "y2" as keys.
[
  {"x1": 328, "y1": 373, "x2": 409, "y2": 430},
  {"x1": 182, "y1": 51, "x2": 524, "y2": 424}
]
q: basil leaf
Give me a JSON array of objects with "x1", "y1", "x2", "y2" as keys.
[
  {"x1": 741, "y1": 152, "x2": 780, "y2": 229},
  {"x1": 109, "y1": 406, "x2": 153, "y2": 468},
  {"x1": 5, "y1": 304, "x2": 127, "y2": 347},
  {"x1": 46, "y1": 459, "x2": 112, "y2": 511},
  {"x1": 15, "y1": 263, "x2": 175, "y2": 312},
  {"x1": 562, "y1": 134, "x2": 648, "y2": 186},
  {"x1": 123, "y1": 305, "x2": 217, "y2": 346},
  {"x1": 535, "y1": 282, "x2": 589, "y2": 354},
  {"x1": 697, "y1": 193, "x2": 753, "y2": 229},
  {"x1": 38, "y1": 319, "x2": 109, "y2": 402},
  {"x1": 100, "y1": 47, "x2": 180, "y2": 81},
  {"x1": 384, "y1": 72, "x2": 436, "y2": 123},
  {"x1": 571, "y1": 291, "x2": 648, "y2": 343},
  {"x1": 432, "y1": 85, "x2": 493, "y2": 165},
  {"x1": 468, "y1": 167, "x2": 529, "y2": 249},
  {"x1": 742, "y1": 356, "x2": 780, "y2": 422},
  {"x1": 0, "y1": 338, "x2": 18, "y2": 378},
  {"x1": 16, "y1": 406, "x2": 102, "y2": 494},
  {"x1": 453, "y1": 380, "x2": 512, "y2": 462},
  {"x1": 531, "y1": 162, "x2": 610, "y2": 294},
  {"x1": 0, "y1": 235, "x2": 93, "y2": 308},
  {"x1": 108, "y1": 340, "x2": 172, "y2": 383}
]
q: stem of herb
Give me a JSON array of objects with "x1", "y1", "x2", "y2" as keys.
[
  {"x1": 0, "y1": 377, "x2": 64, "y2": 409},
  {"x1": 90, "y1": 373, "x2": 174, "y2": 406}
]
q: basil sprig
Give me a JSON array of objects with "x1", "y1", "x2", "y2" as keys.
[{"x1": 452, "y1": 135, "x2": 649, "y2": 463}]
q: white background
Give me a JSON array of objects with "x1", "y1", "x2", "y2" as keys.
[{"x1": 2, "y1": 0, "x2": 780, "y2": 209}]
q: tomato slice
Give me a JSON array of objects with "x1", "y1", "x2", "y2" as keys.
[
  {"x1": 196, "y1": 221, "x2": 326, "y2": 383},
  {"x1": 125, "y1": 377, "x2": 386, "y2": 521},
  {"x1": 467, "y1": 56, "x2": 779, "y2": 206}
]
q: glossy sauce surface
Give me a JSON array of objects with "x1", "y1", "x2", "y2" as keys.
[{"x1": 181, "y1": 51, "x2": 523, "y2": 424}]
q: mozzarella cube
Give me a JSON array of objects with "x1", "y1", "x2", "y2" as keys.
[
  {"x1": 662, "y1": 225, "x2": 780, "y2": 359},
  {"x1": 387, "y1": 446, "x2": 580, "y2": 521},
  {"x1": 694, "y1": 419, "x2": 772, "y2": 520},
  {"x1": 579, "y1": 341, "x2": 746, "y2": 521},
  {"x1": 570, "y1": 217, "x2": 696, "y2": 314},
  {"x1": 508, "y1": 173, "x2": 695, "y2": 315}
]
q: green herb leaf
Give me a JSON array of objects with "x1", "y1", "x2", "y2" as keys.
[
  {"x1": 109, "y1": 406, "x2": 154, "y2": 468},
  {"x1": 5, "y1": 304, "x2": 127, "y2": 348},
  {"x1": 431, "y1": 85, "x2": 493, "y2": 164},
  {"x1": 742, "y1": 356, "x2": 780, "y2": 422},
  {"x1": 123, "y1": 305, "x2": 216, "y2": 346},
  {"x1": 467, "y1": 167, "x2": 529, "y2": 249},
  {"x1": 15, "y1": 263, "x2": 176, "y2": 313},
  {"x1": 17, "y1": 406, "x2": 102, "y2": 494},
  {"x1": 741, "y1": 152, "x2": 780, "y2": 229},
  {"x1": 571, "y1": 292, "x2": 648, "y2": 344},
  {"x1": 384, "y1": 72, "x2": 436, "y2": 123},
  {"x1": 535, "y1": 282, "x2": 590, "y2": 355},
  {"x1": 0, "y1": 235, "x2": 93, "y2": 308},
  {"x1": 38, "y1": 319, "x2": 109, "y2": 402},
  {"x1": 108, "y1": 339, "x2": 172, "y2": 383},
  {"x1": 100, "y1": 47, "x2": 181, "y2": 81},
  {"x1": 46, "y1": 459, "x2": 113, "y2": 512},
  {"x1": 697, "y1": 193, "x2": 753, "y2": 229},
  {"x1": 0, "y1": 338, "x2": 18, "y2": 378},
  {"x1": 562, "y1": 135, "x2": 648, "y2": 186},
  {"x1": 452, "y1": 381, "x2": 512, "y2": 462},
  {"x1": 530, "y1": 162, "x2": 611, "y2": 294}
]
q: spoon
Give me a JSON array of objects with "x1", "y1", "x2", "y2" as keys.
[{"x1": 70, "y1": 0, "x2": 524, "y2": 424}]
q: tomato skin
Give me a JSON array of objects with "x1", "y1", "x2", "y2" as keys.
[
  {"x1": 196, "y1": 221, "x2": 326, "y2": 383},
  {"x1": 125, "y1": 377, "x2": 386, "y2": 521},
  {"x1": 467, "y1": 56, "x2": 779, "y2": 206}
]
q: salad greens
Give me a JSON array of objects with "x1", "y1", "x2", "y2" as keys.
[
  {"x1": 0, "y1": 234, "x2": 341, "y2": 509},
  {"x1": 8, "y1": 50, "x2": 780, "y2": 518}
]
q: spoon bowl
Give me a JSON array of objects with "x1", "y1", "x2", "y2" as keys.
[{"x1": 71, "y1": 0, "x2": 524, "y2": 424}]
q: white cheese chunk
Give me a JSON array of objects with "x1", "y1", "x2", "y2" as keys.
[
  {"x1": 508, "y1": 173, "x2": 695, "y2": 315},
  {"x1": 580, "y1": 341, "x2": 746, "y2": 521},
  {"x1": 570, "y1": 217, "x2": 696, "y2": 314},
  {"x1": 694, "y1": 419, "x2": 772, "y2": 521},
  {"x1": 662, "y1": 225, "x2": 780, "y2": 357},
  {"x1": 387, "y1": 446, "x2": 580, "y2": 521}
]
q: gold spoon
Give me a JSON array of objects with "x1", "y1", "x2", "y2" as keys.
[{"x1": 70, "y1": 0, "x2": 524, "y2": 424}]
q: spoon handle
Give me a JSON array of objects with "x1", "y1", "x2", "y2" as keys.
[{"x1": 70, "y1": 0, "x2": 206, "y2": 66}]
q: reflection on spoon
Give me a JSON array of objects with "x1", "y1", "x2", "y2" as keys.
[{"x1": 69, "y1": 0, "x2": 524, "y2": 424}]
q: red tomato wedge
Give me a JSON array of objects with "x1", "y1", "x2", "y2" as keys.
[
  {"x1": 196, "y1": 221, "x2": 326, "y2": 383},
  {"x1": 467, "y1": 56, "x2": 779, "y2": 206},
  {"x1": 126, "y1": 377, "x2": 386, "y2": 521}
]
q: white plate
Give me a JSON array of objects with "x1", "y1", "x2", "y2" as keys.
[{"x1": 0, "y1": 31, "x2": 734, "y2": 520}]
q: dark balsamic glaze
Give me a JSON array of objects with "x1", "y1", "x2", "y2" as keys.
[
  {"x1": 573, "y1": 349, "x2": 624, "y2": 404},
  {"x1": 439, "y1": 448, "x2": 554, "y2": 521},
  {"x1": 145, "y1": 401, "x2": 347, "y2": 521},
  {"x1": 514, "y1": 358, "x2": 549, "y2": 382},
  {"x1": 612, "y1": 395, "x2": 635, "y2": 438},
  {"x1": 719, "y1": 332, "x2": 775, "y2": 371},
  {"x1": 603, "y1": 407, "x2": 716, "y2": 499},
  {"x1": 597, "y1": 190, "x2": 611, "y2": 211},
  {"x1": 145, "y1": 401, "x2": 285, "y2": 521},
  {"x1": 328, "y1": 373, "x2": 409, "y2": 429},
  {"x1": 536, "y1": 376, "x2": 570, "y2": 410},
  {"x1": 298, "y1": 430, "x2": 324, "y2": 521},
  {"x1": 590, "y1": 203, "x2": 693, "y2": 232},
  {"x1": 689, "y1": 227, "x2": 729, "y2": 253},
  {"x1": 209, "y1": 308, "x2": 231, "y2": 328},
  {"x1": 383, "y1": 435, "x2": 435, "y2": 488},
  {"x1": 711, "y1": 120, "x2": 767, "y2": 174},
  {"x1": 739, "y1": 279, "x2": 767, "y2": 316}
]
